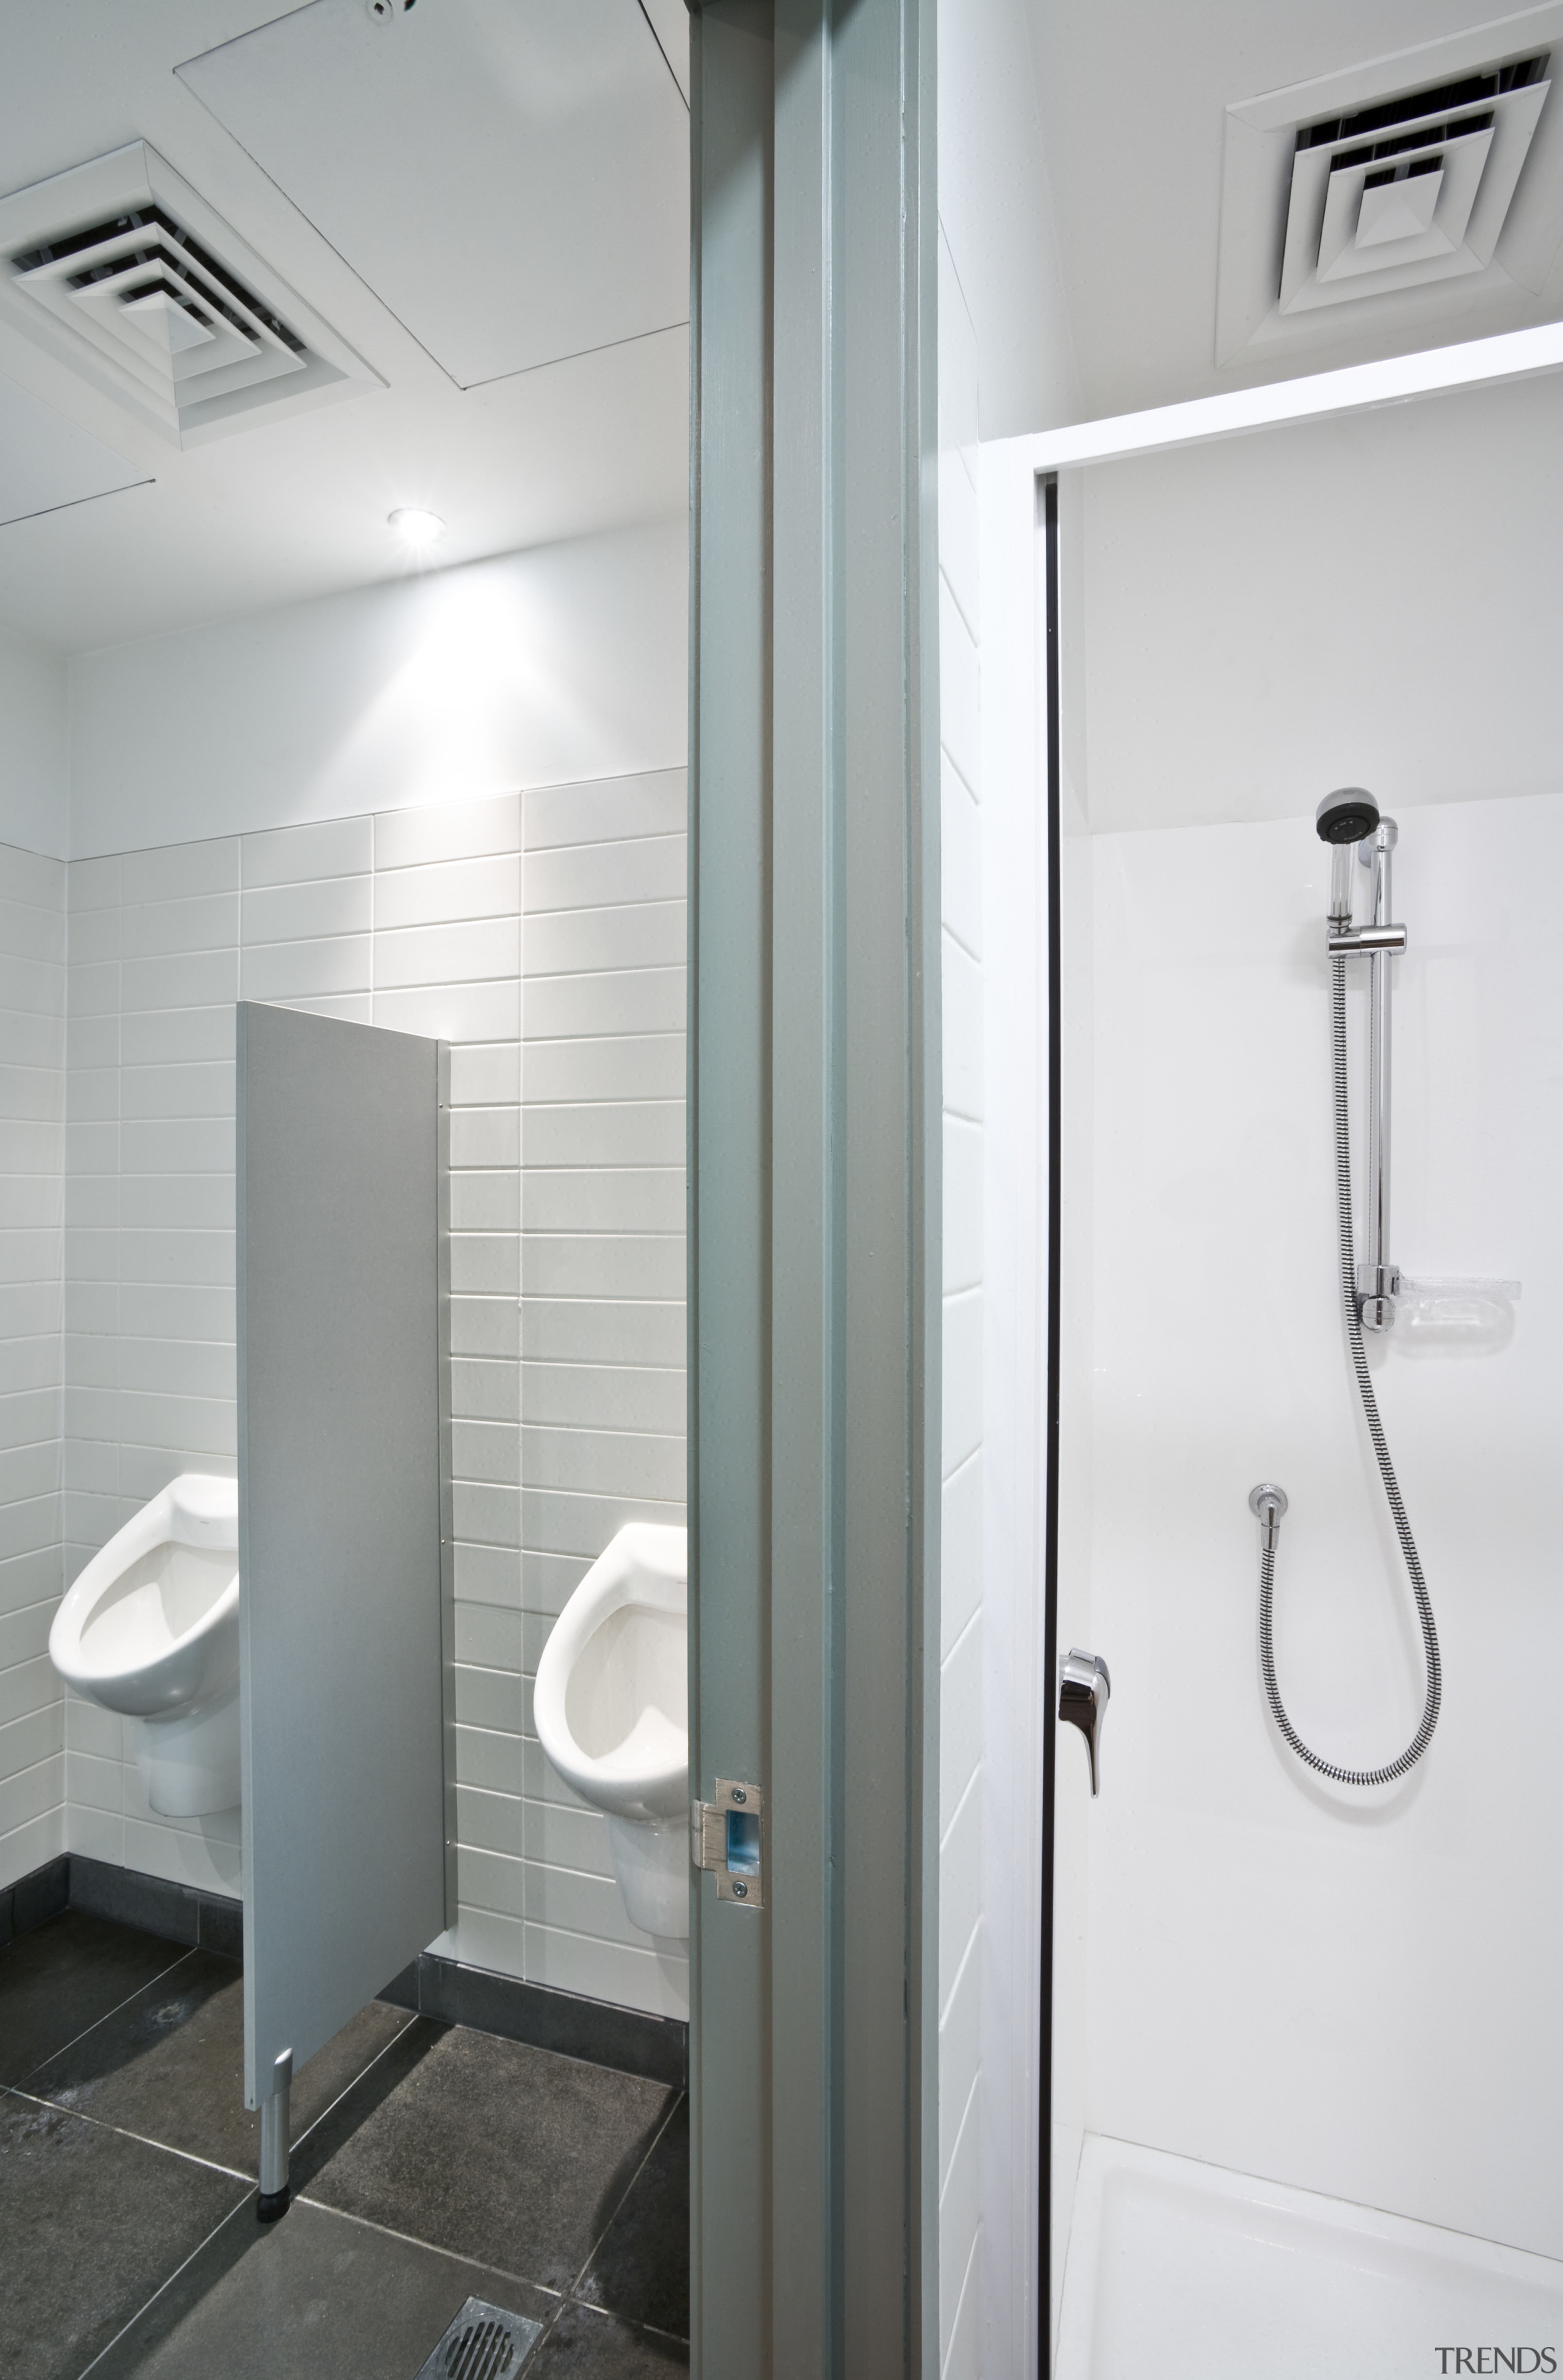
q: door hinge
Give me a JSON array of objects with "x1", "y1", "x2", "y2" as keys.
[{"x1": 691, "y1": 1778, "x2": 764, "y2": 1909}]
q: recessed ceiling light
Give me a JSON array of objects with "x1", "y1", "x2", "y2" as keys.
[{"x1": 388, "y1": 506, "x2": 445, "y2": 548}]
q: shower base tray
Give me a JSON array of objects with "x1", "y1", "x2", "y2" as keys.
[{"x1": 1057, "y1": 2135, "x2": 1563, "y2": 2379}]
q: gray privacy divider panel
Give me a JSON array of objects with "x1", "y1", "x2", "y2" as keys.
[{"x1": 238, "y1": 1002, "x2": 446, "y2": 2108}]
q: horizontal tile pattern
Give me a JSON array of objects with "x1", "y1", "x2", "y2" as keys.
[
  {"x1": 57, "y1": 778, "x2": 687, "y2": 2015},
  {"x1": 0, "y1": 840, "x2": 65, "y2": 1892},
  {"x1": 440, "y1": 772, "x2": 688, "y2": 2021}
]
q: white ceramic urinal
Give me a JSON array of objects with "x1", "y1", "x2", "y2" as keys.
[
  {"x1": 534, "y1": 1523, "x2": 689, "y2": 1939},
  {"x1": 49, "y1": 1474, "x2": 241, "y2": 1818}
]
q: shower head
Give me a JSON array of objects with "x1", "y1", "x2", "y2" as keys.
[
  {"x1": 1317, "y1": 789, "x2": 1380, "y2": 923},
  {"x1": 1316, "y1": 788, "x2": 1380, "y2": 845}
]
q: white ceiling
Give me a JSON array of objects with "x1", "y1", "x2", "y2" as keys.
[
  {"x1": 0, "y1": 369, "x2": 150, "y2": 530},
  {"x1": 177, "y1": 0, "x2": 689, "y2": 388},
  {"x1": 0, "y1": 1, "x2": 689, "y2": 654},
  {"x1": 1026, "y1": 0, "x2": 1563, "y2": 418}
]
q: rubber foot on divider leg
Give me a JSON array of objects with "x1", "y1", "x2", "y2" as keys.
[{"x1": 256, "y1": 2186, "x2": 290, "y2": 2223}]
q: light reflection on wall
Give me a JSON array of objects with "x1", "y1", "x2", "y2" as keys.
[{"x1": 67, "y1": 517, "x2": 687, "y2": 857}]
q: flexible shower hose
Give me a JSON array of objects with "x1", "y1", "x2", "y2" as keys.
[{"x1": 1258, "y1": 954, "x2": 1442, "y2": 1785}]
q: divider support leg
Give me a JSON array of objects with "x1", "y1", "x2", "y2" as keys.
[{"x1": 258, "y1": 2046, "x2": 293, "y2": 2222}]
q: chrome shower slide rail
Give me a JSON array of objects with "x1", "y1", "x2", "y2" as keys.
[
  {"x1": 1325, "y1": 809, "x2": 1406, "y2": 1333},
  {"x1": 1249, "y1": 789, "x2": 1441, "y2": 1787}
]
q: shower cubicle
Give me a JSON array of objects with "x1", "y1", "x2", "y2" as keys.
[{"x1": 987, "y1": 365, "x2": 1563, "y2": 2376}]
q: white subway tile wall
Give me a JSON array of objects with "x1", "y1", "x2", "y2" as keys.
[
  {"x1": 0, "y1": 840, "x2": 65, "y2": 1890},
  {"x1": 59, "y1": 773, "x2": 687, "y2": 2019},
  {"x1": 937, "y1": 226, "x2": 985, "y2": 2380}
]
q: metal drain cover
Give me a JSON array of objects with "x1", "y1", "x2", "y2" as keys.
[{"x1": 415, "y1": 2298, "x2": 542, "y2": 2380}]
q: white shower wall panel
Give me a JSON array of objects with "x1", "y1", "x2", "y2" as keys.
[
  {"x1": 1082, "y1": 791, "x2": 1563, "y2": 2257},
  {"x1": 59, "y1": 774, "x2": 687, "y2": 2020},
  {"x1": 0, "y1": 840, "x2": 64, "y2": 1887}
]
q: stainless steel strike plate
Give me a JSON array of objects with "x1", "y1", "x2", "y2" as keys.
[{"x1": 691, "y1": 1777, "x2": 764, "y2": 1909}]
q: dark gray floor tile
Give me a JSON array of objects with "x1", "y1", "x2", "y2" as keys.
[
  {"x1": 26, "y1": 1950, "x2": 413, "y2": 2178},
  {"x1": 0, "y1": 2088, "x2": 247, "y2": 2380},
  {"x1": 87, "y1": 2195, "x2": 557, "y2": 2380},
  {"x1": 298, "y1": 2020, "x2": 676, "y2": 2291},
  {"x1": 528, "y1": 2304, "x2": 688, "y2": 2376},
  {"x1": 575, "y1": 2096, "x2": 687, "y2": 2339},
  {"x1": 0, "y1": 1912, "x2": 190, "y2": 2086}
]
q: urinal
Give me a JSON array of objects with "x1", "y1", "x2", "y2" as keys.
[
  {"x1": 49, "y1": 1474, "x2": 241, "y2": 1818},
  {"x1": 534, "y1": 1523, "x2": 689, "y2": 1940}
]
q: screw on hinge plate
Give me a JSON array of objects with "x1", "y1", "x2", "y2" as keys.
[{"x1": 691, "y1": 1777, "x2": 764, "y2": 1909}]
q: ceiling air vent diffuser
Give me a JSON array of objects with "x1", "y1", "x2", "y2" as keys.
[
  {"x1": 1278, "y1": 57, "x2": 1549, "y2": 314},
  {"x1": 0, "y1": 143, "x2": 380, "y2": 446},
  {"x1": 1216, "y1": 5, "x2": 1563, "y2": 366}
]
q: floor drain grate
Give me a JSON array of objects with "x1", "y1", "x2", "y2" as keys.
[{"x1": 415, "y1": 2298, "x2": 543, "y2": 2380}]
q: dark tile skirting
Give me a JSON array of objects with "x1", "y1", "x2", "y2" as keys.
[
  {"x1": 382, "y1": 1951, "x2": 688, "y2": 2091},
  {"x1": 0, "y1": 1851, "x2": 70, "y2": 1947},
  {"x1": 73, "y1": 1854, "x2": 244, "y2": 1959},
  {"x1": 0, "y1": 1852, "x2": 242, "y2": 1961},
  {"x1": 2, "y1": 1855, "x2": 687, "y2": 2090}
]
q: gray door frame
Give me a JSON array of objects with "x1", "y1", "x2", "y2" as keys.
[{"x1": 687, "y1": 4, "x2": 941, "y2": 2372}]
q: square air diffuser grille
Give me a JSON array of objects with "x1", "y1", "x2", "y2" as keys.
[
  {"x1": 1277, "y1": 56, "x2": 1549, "y2": 316},
  {"x1": 0, "y1": 142, "x2": 380, "y2": 446},
  {"x1": 1216, "y1": 6, "x2": 1563, "y2": 366}
]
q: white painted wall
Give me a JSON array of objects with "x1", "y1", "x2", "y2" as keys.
[
  {"x1": 0, "y1": 840, "x2": 64, "y2": 1889},
  {"x1": 66, "y1": 518, "x2": 688, "y2": 859},
  {"x1": 977, "y1": 437, "x2": 1057, "y2": 2378},
  {"x1": 0, "y1": 627, "x2": 68, "y2": 863},
  {"x1": 937, "y1": 227, "x2": 987, "y2": 2380},
  {"x1": 937, "y1": 0, "x2": 1079, "y2": 438},
  {"x1": 60, "y1": 775, "x2": 688, "y2": 2018},
  {"x1": 937, "y1": 7, "x2": 1081, "y2": 2367},
  {"x1": 1048, "y1": 477, "x2": 1094, "y2": 2356},
  {"x1": 977, "y1": 451, "x2": 1097, "y2": 2370}
]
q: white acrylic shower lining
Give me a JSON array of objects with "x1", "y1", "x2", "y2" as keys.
[{"x1": 1056, "y1": 2135, "x2": 1563, "y2": 2380}]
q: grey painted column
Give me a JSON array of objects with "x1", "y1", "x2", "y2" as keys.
[{"x1": 689, "y1": 4, "x2": 941, "y2": 2373}]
